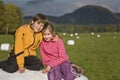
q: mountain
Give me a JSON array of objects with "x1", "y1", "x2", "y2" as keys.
[
  {"x1": 116, "y1": 13, "x2": 120, "y2": 17},
  {"x1": 24, "y1": 5, "x2": 120, "y2": 24}
]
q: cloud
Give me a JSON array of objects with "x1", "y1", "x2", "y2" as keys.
[
  {"x1": 20, "y1": 0, "x2": 120, "y2": 16},
  {"x1": 104, "y1": 0, "x2": 120, "y2": 12},
  {"x1": 26, "y1": 0, "x2": 54, "y2": 5},
  {"x1": 23, "y1": 1, "x2": 84, "y2": 16},
  {"x1": 3, "y1": 0, "x2": 120, "y2": 16}
]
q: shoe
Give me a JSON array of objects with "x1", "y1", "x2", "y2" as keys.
[{"x1": 71, "y1": 63, "x2": 84, "y2": 75}]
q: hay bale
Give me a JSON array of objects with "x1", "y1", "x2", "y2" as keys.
[
  {"x1": 0, "y1": 43, "x2": 10, "y2": 51},
  {"x1": 0, "y1": 69, "x2": 88, "y2": 80}
]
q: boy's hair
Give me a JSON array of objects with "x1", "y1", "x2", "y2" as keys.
[{"x1": 32, "y1": 13, "x2": 48, "y2": 23}]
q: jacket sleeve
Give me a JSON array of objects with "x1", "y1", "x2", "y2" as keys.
[
  {"x1": 40, "y1": 42, "x2": 47, "y2": 65},
  {"x1": 48, "y1": 39, "x2": 69, "y2": 67},
  {"x1": 14, "y1": 27, "x2": 24, "y2": 68}
]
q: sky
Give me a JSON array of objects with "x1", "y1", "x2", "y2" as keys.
[{"x1": 2, "y1": 0, "x2": 120, "y2": 17}]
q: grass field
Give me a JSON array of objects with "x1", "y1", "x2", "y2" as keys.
[{"x1": 0, "y1": 32, "x2": 120, "y2": 80}]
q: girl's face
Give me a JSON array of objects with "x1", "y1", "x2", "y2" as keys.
[
  {"x1": 32, "y1": 21, "x2": 45, "y2": 32},
  {"x1": 43, "y1": 29, "x2": 53, "y2": 41}
]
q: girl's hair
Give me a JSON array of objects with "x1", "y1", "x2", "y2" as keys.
[
  {"x1": 42, "y1": 22, "x2": 55, "y2": 34},
  {"x1": 42, "y1": 22, "x2": 61, "y2": 38},
  {"x1": 32, "y1": 13, "x2": 48, "y2": 23}
]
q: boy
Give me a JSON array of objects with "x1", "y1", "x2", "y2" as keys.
[{"x1": 0, "y1": 13, "x2": 48, "y2": 73}]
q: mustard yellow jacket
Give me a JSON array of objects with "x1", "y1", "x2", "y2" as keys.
[{"x1": 14, "y1": 24, "x2": 43, "y2": 68}]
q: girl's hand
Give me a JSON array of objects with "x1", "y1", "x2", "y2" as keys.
[
  {"x1": 42, "y1": 66, "x2": 51, "y2": 74},
  {"x1": 42, "y1": 69, "x2": 47, "y2": 74},
  {"x1": 46, "y1": 66, "x2": 51, "y2": 72}
]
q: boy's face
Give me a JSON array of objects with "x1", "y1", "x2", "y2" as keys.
[{"x1": 32, "y1": 21, "x2": 45, "y2": 32}]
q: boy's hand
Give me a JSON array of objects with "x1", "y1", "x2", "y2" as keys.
[
  {"x1": 53, "y1": 34, "x2": 59, "y2": 41},
  {"x1": 18, "y1": 66, "x2": 25, "y2": 73}
]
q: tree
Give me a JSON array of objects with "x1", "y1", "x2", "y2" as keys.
[
  {"x1": 3, "y1": 3, "x2": 23, "y2": 34},
  {"x1": 0, "y1": 1, "x2": 5, "y2": 33}
]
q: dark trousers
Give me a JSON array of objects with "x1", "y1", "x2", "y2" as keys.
[
  {"x1": 0, "y1": 52, "x2": 43, "y2": 73},
  {"x1": 24, "y1": 56, "x2": 44, "y2": 71}
]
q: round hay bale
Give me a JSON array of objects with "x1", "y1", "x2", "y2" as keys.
[
  {"x1": 0, "y1": 43, "x2": 10, "y2": 51},
  {"x1": 67, "y1": 40, "x2": 75, "y2": 45}
]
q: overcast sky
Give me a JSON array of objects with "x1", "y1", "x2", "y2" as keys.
[{"x1": 2, "y1": 0, "x2": 120, "y2": 16}]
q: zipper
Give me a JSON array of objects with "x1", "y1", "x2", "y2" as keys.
[
  {"x1": 27, "y1": 32, "x2": 36, "y2": 56},
  {"x1": 33, "y1": 40, "x2": 40, "y2": 48}
]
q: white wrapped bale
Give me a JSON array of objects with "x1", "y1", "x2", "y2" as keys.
[
  {"x1": 67, "y1": 40, "x2": 75, "y2": 45},
  {"x1": 0, "y1": 43, "x2": 10, "y2": 51}
]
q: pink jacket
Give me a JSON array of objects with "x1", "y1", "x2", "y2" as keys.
[{"x1": 40, "y1": 38, "x2": 69, "y2": 67}]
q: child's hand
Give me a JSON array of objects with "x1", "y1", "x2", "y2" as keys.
[
  {"x1": 53, "y1": 34, "x2": 59, "y2": 41},
  {"x1": 42, "y1": 66, "x2": 51, "y2": 74},
  {"x1": 18, "y1": 66, "x2": 25, "y2": 73},
  {"x1": 42, "y1": 69, "x2": 47, "y2": 74},
  {"x1": 46, "y1": 66, "x2": 51, "y2": 72}
]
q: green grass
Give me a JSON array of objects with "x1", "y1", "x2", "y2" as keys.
[
  {"x1": 0, "y1": 35, "x2": 14, "y2": 60},
  {"x1": 0, "y1": 32, "x2": 120, "y2": 80}
]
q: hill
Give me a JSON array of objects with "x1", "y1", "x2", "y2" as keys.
[
  {"x1": 116, "y1": 13, "x2": 120, "y2": 17},
  {"x1": 24, "y1": 5, "x2": 120, "y2": 24}
]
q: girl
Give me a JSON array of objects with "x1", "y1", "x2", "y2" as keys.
[{"x1": 40, "y1": 23, "x2": 79, "y2": 80}]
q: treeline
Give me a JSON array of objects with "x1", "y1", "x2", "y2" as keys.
[
  {"x1": 0, "y1": 1, "x2": 23, "y2": 34},
  {"x1": 54, "y1": 24, "x2": 120, "y2": 33}
]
